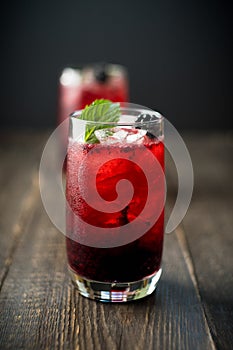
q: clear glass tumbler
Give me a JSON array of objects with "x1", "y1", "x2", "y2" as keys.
[{"x1": 66, "y1": 103, "x2": 165, "y2": 302}]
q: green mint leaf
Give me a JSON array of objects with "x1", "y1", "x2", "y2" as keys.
[{"x1": 78, "y1": 99, "x2": 121, "y2": 143}]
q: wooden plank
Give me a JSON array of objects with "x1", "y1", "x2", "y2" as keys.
[
  {"x1": 180, "y1": 132, "x2": 233, "y2": 350},
  {"x1": 0, "y1": 178, "x2": 214, "y2": 350},
  {"x1": 182, "y1": 199, "x2": 233, "y2": 350},
  {"x1": 0, "y1": 131, "x2": 48, "y2": 287}
]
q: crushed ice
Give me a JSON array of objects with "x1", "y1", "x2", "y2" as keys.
[{"x1": 95, "y1": 127, "x2": 147, "y2": 144}]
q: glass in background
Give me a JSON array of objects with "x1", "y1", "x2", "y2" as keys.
[{"x1": 58, "y1": 62, "x2": 129, "y2": 126}]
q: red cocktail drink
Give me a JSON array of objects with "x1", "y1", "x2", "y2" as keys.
[
  {"x1": 58, "y1": 63, "x2": 129, "y2": 125},
  {"x1": 66, "y1": 104, "x2": 165, "y2": 301}
]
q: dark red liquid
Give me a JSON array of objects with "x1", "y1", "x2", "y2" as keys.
[
  {"x1": 79, "y1": 79, "x2": 128, "y2": 110},
  {"x1": 66, "y1": 135, "x2": 165, "y2": 282}
]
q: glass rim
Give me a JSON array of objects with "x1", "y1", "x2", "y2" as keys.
[{"x1": 70, "y1": 107, "x2": 164, "y2": 127}]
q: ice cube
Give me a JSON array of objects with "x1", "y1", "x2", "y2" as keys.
[
  {"x1": 126, "y1": 129, "x2": 147, "y2": 143},
  {"x1": 111, "y1": 129, "x2": 128, "y2": 141},
  {"x1": 95, "y1": 128, "x2": 146, "y2": 144},
  {"x1": 94, "y1": 129, "x2": 114, "y2": 143},
  {"x1": 95, "y1": 128, "x2": 128, "y2": 144}
]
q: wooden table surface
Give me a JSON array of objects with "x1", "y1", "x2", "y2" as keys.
[{"x1": 0, "y1": 131, "x2": 232, "y2": 350}]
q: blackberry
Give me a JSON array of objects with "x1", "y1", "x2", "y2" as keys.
[
  {"x1": 94, "y1": 62, "x2": 109, "y2": 83},
  {"x1": 135, "y1": 113, "x2": 158, "y2": 139}
]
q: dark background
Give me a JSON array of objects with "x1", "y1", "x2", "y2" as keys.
[{"x1": 1, "y1": 0, "x2": 232, "y2": 130}]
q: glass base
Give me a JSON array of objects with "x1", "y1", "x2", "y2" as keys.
[{"x1": 69, "y1": 268, "x2": 162, "y2": 302}]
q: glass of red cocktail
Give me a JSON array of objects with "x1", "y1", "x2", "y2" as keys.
[
  {"x1": 58, "y1": 63, "x2": 129, "y2": 125},
  {"x1": 66, "y1": 101, "x2": 165, "y2": 302}
]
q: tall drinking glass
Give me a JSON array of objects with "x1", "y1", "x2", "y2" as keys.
[{"x1": 66, "y1": 104, "x2": 165, "y2": 302}]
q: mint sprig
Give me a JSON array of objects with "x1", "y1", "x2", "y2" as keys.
[{"x1": 78, "y1": 99, "x2": 121, "y2": 143}]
